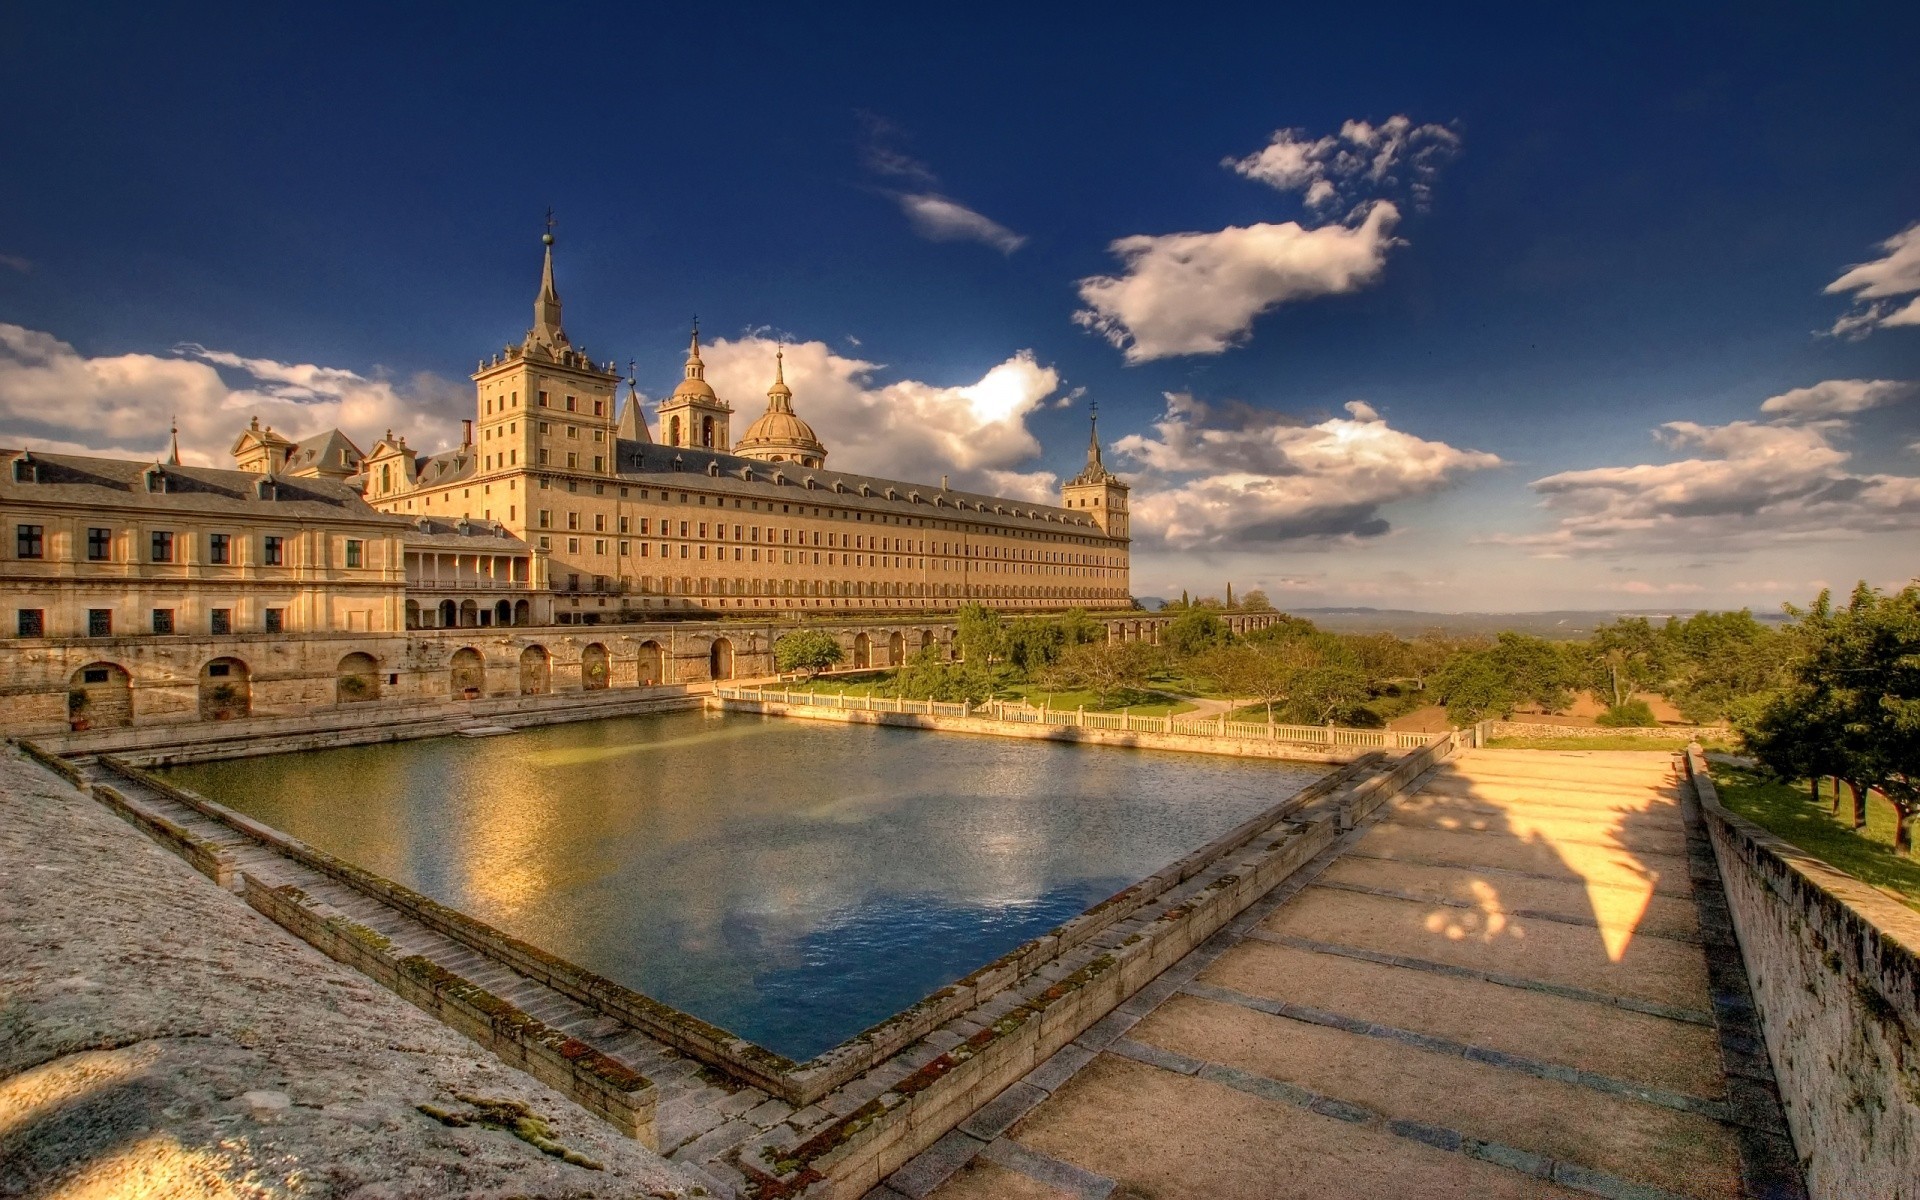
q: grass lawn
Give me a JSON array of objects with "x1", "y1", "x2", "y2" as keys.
[
  {"x1": 771, "y1": 672, "x2": 894, "y2": 697},
  {"x1": 1002, "y1": 683, "x2": 1195, "y2": 717},
  {"x1": 1484, "y1": 734, "x2": 1738, "y2": 752},
  {"x1": 1710, "y1": 763, "x2": 1920, "y2": 911}
]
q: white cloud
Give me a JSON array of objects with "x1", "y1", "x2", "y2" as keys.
[
  {"x1": 1111, "y1": 392, "x2": 1500, "y2": 548},
  {"x1": 1074, "y1": 201, "x2": 1401, "y2": 363},
  {"x1": 0, "y1": 324, "x2": 464, "y2": 467},
  {"x1": 1759, "y1": 377, "x2": 1914, "y2": 418},
  {"x1": 1513, "y1": 404, "x2": 1920, "y2": 556},
  {"x1": 1226, "y1": 115, "x2": 1460, "y2": 214},
  {"x1": 694, "y1": 335, "x2": 1063, "y2": 501},
  {"x1": 1824, "y1": 222, "x2": 1920, "y2": 338},
  {"x1": 895, "y1": 193, "x2": 1027, "y2": 254}
]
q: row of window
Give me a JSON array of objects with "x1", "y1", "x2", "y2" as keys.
[
  {"x1": 524, "y1": 512, "x2": 1113, "y2": 564},
  {"x1": 546, "y1": 575, "x2": 1120, "y2": 599},
  {"x1": 13, "y1": 525, "x2": 362, "y2": 568},
  {"x1": 16, "y1": 606, "x2": 284, "y2": 638}
]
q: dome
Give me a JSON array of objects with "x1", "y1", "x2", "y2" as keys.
[
  {"x1": 740, "y1": 409, "x2": 821, "y2": 448},
  {"x1": 671, "y1": 375, "x2": 717, "y2": 401}
]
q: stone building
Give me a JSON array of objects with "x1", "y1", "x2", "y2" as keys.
[{"x1": 361, "y1": 232, "x2": 1133, "y2": 622}]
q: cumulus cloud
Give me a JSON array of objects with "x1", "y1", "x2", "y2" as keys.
[
  {"x1": 1513, "y1": 396, "x2": 1920, "y2": 556},
  {"x1": 1110, "y1": 392, "x2": 1500, "y2": 548},
  {"x1": 1226, "y1": 116, "x2": 1460, "y2": 214},
  {"x1": 1074, "y1": 201, "x2": 1401, "y2": 363},
  {"x1": 894, "y1": 194, "x2": 1027, "y2": 254},
  {"x1": 694, "y1": 335, "x2": 1063, "y2": 501},
  {"x1": 1825, "y1": 222, "x2": 1920, "y2": 338},
  {"x1": 861, "y1": 115, "x2": 1025, "y2": 255},
  {"x1": 1759, "y1": 377, "x2": 1914, "y2": 419},
  {"x1": 0, "y1": 324, "x2": 464, "y2": 467},
  {"x1": 1076, "y1": 115, "x2": 1456, "y2": 363}
]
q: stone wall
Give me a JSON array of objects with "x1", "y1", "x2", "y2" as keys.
[
  {"x1": 1490, "y1": 719, "x2": 1723, "y2": 741},
  {"x1": 1686, "y1": 747, "x2": 1920, "y2": 1199}
]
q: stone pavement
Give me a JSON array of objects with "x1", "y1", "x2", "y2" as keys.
[
  {"x1": 0, "y1": 748, "x2": 708, "y2": 1199},
  {"x1": 877, "y1": 748, "x2": 1805, "y2": 1200}
]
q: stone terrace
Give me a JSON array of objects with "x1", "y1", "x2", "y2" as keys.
[{"x1": 887, "y1": 749, "x2": 1806, "y2": 1200}]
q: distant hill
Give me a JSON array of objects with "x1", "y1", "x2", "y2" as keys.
[{"x1": 1284, "y1": 607, "x2": 1793, "y2": 640}]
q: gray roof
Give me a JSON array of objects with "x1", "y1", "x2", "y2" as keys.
[
  {"x1": 0, "y1": 449, "x2": 409, "y2": 527},
  {"x1": 286, "y1": 429, "x2": 365, "y2": 475},
  {"x1": 404, "y1": 516, "x2": 533, "y2": 553},
  {"x1": 613, "y1": 441, "x2": 1114, "y2": 537}
]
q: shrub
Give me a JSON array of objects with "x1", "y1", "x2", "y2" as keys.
[{"x1": 1596, "y1": 699, "x2": 1658, "y2": 727}]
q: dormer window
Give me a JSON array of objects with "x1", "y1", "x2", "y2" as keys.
[
  {"x1": 707, "y1": 461, "x2": 721, "y2": 477},
  {"x1": 12, "y1": 455, "x2": 35, "y2": 483},
  {"x1": 145, "y1": 466, "x2": 167, "y2": 493}
]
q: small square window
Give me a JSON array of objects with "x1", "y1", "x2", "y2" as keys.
[
  {"x1": 263, "y1": 608, "x2": 284, "y2": 633},
  {"x1": 263, "y1": 536, "x2": 283, "y2": 566},
  {"x1": 87, "y1": 608, "x2": 111, "y2": 637},
  {"x1": 16, "y1": 524, "x2": 43, "y2": 559},
  {"x1": 151, "y1": 608, "x2": 175, "y2": 635},
  {"x1": 88, "y1": 528, "x2": 112, "y2": 561},
  {"x1": 345, "y1": 539, "x2": 363, "y2": 568},
  {"x1": 16, "y1": 609, "x2": 44, "y2": 637},
  {"x1": 211, "y1": 608, "x2": 232, "y2": 635},
  {"x1": 150, "y1": 530, "x2": 174, "y2": 562},
  {"x1": 208, "y1": 532, "x2": 230, "y2": 564}
]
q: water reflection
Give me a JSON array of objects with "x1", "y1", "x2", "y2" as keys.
[{"x1": 164, "y1": 711, "x2": 1322, "y2": 1060}]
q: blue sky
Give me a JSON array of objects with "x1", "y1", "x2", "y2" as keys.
[{"x1": 2, "y1": 3, "x2": 1916, "y2": 610}]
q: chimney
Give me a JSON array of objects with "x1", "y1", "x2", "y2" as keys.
[{"x1": 461, "y1": 420, "x2": 473, "y2": 448}]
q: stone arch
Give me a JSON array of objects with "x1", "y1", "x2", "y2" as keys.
[
  {"x1": 450, "y1": 647, "x2": 484, "y2": 698},
  {"x1": 459, "y1": 599, "x2": 479, "y2": 627},
  {"x1": 581, "y1": 642, "x2": 610, "y2": 690},
  {"x1": 888, "y1": 631, "x2": 904, "y2": 666},
  {"x1": 438, "y1": 599, "x2": 457, "y2": 628},
  {"x1": 198, "y1": 657, "x2": 251, "y2": 721},
  {"x1": 669, "y1": 415, "x2": 681, "y2": 445},
  {"x1": 709, "y1": 637, "x2": 734, "y2": 681},
  {"x1": 701, "y1": 415, "x2": 715, "y2": 448},
  {"x1": 853, "y1": 632, "x2": 871, "y2": 669},
  {"x1": 336, "y1": 652, "x2": 379, "y2": 703},
  {"x1": 68, "y1": 661, "x2": 132, "y2": 729},
  {"x1": 495, "y1": 600, "x2": 512, "y2": 626},
  {"x1": 519, "y1": 645, "x2": 551, "y2": 695},
  {"x1": 918, "y1": 628, "x2": 934, "y2": 655},
  {"x1": 513, "y1": 599, "x2": 531, "y2": 625},
  {"x1": 637, "y1": 640, "x2": 666, "y2": 686}
]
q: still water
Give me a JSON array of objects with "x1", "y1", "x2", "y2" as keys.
[{"x1": 162, "y1": 710, "x2": 1323, "y2": 1060}]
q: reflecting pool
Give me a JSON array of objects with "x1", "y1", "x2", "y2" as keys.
[{"x1": 162, "y1": 710, "x2": 1323, "y2": 1060}]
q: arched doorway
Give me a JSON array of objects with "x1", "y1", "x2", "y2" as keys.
[
  {"x1": 405, "y1": 599, "x2": 420, "y2": 629},
  {"x1": 68, "y1": 662, "x2": 132, "y2": 729},
  {"x1": 708, "y1": 637, "x2": 733, "y2": 681},
  {"x1": 519, "y1": 645, "x2": 550, "y2": 694},
  {"x1": 581, "y1": 643, "x2": 610, "y2": 690},
  {"x1": 513, "y1": 599, "x2": 530, "y2": 625},
  {"x1": 198, "y1": 657, "x2": 251, "y2": 721},
  {"x1": 336, "y1": 652, "x2": 379, "y2": 703},
  {"x1": 495, "y1": 600, "x2": 512, "y2": 626},
  {"x1": 853, "y1": 633, "x2": 871, "y2": 669},
  {"x1": 638, "y1": 640, "x2": 665, "y2": 686},
  {"x1": 887, "y1": 631, "x2": 904, "y2": 666},
  {"x1": 919, "y1": 629, "x2": 934, "y2": 655},
  {"x1": 438, "y1": 599, "x2": 457, "y2": 628},
  {"x1": 459, "y1": 599, "x2": 478, "y2": 627},
  {"x1": 450, "y1": 647, "x2": 484, "y2": 698}
]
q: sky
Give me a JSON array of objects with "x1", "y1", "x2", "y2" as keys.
[{"x1": 2, "y1": 3, "x2": 1916, "y2": 612}]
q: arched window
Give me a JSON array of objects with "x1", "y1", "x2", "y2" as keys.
[
  {"x1": 669, "y1": 416, "x2": 681, "y2": 445},
  {"x1": 380, "y1": 463, "x2": 391, "y2": 492},
  {"x1": 701, "y1": 416, "x2": 715, "y2": 448}
]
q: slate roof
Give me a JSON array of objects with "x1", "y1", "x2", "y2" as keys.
[
  {"x1": 0, "y1": 450, "x2": 409, "y2": 527},
  {"x1": 285, "y1": 429, "x2": 365, "y2": 476},
  {"x1": 403, "y1": 516, "x2": 533, "y2": 553}
]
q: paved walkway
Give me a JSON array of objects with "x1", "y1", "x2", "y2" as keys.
[{"x1": 881, "y1": 749, "x2": 1804, "y2": 1200}]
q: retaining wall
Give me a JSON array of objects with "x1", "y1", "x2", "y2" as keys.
[
  {"x1": 709, "y1": 696, "x2": 1366, "y2": 765},
  {"x1": 1686, "y1": 747, "x2": 1920, "y2": 1200},
  {"x1": 1491, "y1": 720, "x2": 1722, "y2": 741}
]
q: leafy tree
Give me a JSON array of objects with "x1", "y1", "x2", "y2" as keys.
[
  {"x1": 1166, "y1": 609, "x2": 1231, "y2": 658},
  {"x1": 1049, "y1": 641, "x2": 1158, "y2": 706},
  {"x1": 1660, "y1": 610, "x2": 1787, "y2": 723},
  {"x1": 775, "y1": 629, "x2": 844, "y2": 679},
  {"x1": 1199, "y1": 642, "x2": 1310, "y2": 722},
  {"x1": 1432, "y1": 650, "x2": 1513, "y2": 724},
  {"x1": 955, "y1": 604, "x2": 1006, "y2": 665},
  {"x1": 1240, "y1": 588, "x2": 1273, "y2": 612},
  {"x1": 1489, "y1": 632, "x2": 1578, "y2": 713},
  {"x1": 891, "y1": 648, "x2": 994, "y2": 703},
  {"x1": 1586, "y1": 617, "x2": 1666, "y2": 708},
  {"x1": 1005, "y1": 617, "x2": 1066, "y2": 673}
]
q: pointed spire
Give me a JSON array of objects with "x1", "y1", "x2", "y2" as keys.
[
  {"x1": 528, "y1": 211, "x2": 567, "y2": 349},
  {"x1": 166, "y1": 416, "x2": 181, "y2": 466},
  {"x1": 684, "y1": 320, "x2": 705, "y2": 381},
  {"x1": 1087, "y1": 401, "x2": 1104, "y2": 469},
  {"x1": 618, "y1": 361, "x2": 652, "y2": 442},
  {"x1": 766, "y1": 345, "x2": 792, "y2": 411}
]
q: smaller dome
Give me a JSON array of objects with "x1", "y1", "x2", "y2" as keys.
[
  {"x1": 672, "y1": 375, "x2": 717, "y2": 401},
  {"x1": 741, "y1": 410, "x2": 820, "y2": 448}
]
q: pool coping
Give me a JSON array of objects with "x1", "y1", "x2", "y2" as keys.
[{"x1": 95, "y1": 742, "x2": 1383, "y2": 1108}]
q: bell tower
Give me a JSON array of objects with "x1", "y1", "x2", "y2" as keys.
[
  {"x1": 656, "y1": 324, "x2": 733, "y2": 451},
  {"x1": 470, "y1": 219, "x2": 621, "y2": 486},
  {"x1": 1061, "y1": 403, "x2": 1130, "y2": 539}
]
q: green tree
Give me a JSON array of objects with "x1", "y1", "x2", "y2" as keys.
[
  {"x1": 1240, "y1": 588, "x2": 1273, "y2": 612},
  {"x1": 1049, "y1": 640, "x2": 1158, "y2": 706},
  {"x1": 1660, "y1": 609, "x2": 1786, "y2": 724},
  {"x1": 955, "y1": 604, "x2": 1006, "y2": 665},
  {"x1": 775, "y1": 629, "x2": 844, "y2": 679},
  {"x1": 1199, "y1": 642, "x2": 1309, "y2": 722},
  {"x1": 1489, "y1": 632, "x2": 1578, "y2": 713},
  {"x1": 1166, "y1": 609, "x2": 1231, "y2": 658},
  {"x1": 1432, "y1": 650, "x2": 1514, "y2": 724},
  {"x1": 891, "y1": 648, "x2": 994, "y2": 703},
  {"x1": 1586, "y1": 617, "x2": 1666, "y2": 710}
]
